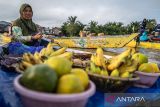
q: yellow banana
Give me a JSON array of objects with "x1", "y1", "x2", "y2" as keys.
[
  {"x1": 118, "y1": 59, "x2": 138, "y2": 74},
  {"x1": 44, "y1": 46, "x2": 54, "y2": 57},
  {"x1": 95, "y1": 48, "x2": 106, "y2": 69},
  {"x1": 34, "y1": 52, "x2": 40, "y2": 59},
  {"x1": 130, "y1": 48, "x2": 136, "y2": 55},
  {"x1": 21, "y1": 61, "x2": 33, "y2": 69},
  {"x1": 46, "y1": 42, "x2": 52, "y2": 49},
  {"x1": 90, "y1": 54, "x2": 95, "y2": 62},
  {"x1": 49, "y1": 47, "x2": 67, "y2": 57},
  {"x1": 56, "y1": 52, "x2": 73, "y2": 60},
  {"x1": 28, "y1": 53, "x2": 42, "y2": 64},
  {"x1": 33, "y1": 52, "x2": 43, "y2": 64},
  {"x1": 107, "y1": 49, "x2": 131, "y2": 71},
  {"x1": 39, "y1": 48, "x2": 47, "y2": 57},
  {"x1": 46, "y1": 42, "x2": 58, "y2": 49},
  {"x1": 19, "y1": 63, "x2": 25, "y2": 71},
  {"x1": 90, "y1": 54, "x2": 96, "y2": 63},
  {"x1": 22, "y1": 53, "x2": 31, "y2": 62}
]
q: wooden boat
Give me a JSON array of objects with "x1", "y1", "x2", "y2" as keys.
[
  {"x1": 1, "y1": 33, "x2": 160, "y2": 50},
  {"x1": 54, "y1": 33, "x2": 138, "y2": 48},
  {"x1": 53, "y1": 33, "x2": 160, "y2": 50},
  {"x1": 127, "y1": 40, "x2": 160, "y2": 49},
  {"x1": 151, "y1": 37, "x2": 160, "y2": 41}
]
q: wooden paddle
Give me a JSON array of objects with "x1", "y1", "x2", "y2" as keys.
[{"x1": 121, "y1": 33, "x2": 139, "y2": 48}]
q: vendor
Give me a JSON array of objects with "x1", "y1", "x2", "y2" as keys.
[{"x1": 11, "y1": 3, "x2": 42, "y2": 46}]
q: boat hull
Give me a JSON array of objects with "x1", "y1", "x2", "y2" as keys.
[
  {"x1": 127, "y1": 41, "x2": 160, "y2": 49},
  {"x1": 53, "y1": 33, "x2": 160, "y2": 50},
  {"x1": 54, "y1": 33, "x2": 138, "y2": 48}
]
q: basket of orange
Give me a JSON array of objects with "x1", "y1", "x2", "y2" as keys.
[
  {"x1": 14, "y1": 57, "x2": 96, "y2": 107},
  {"x1": 134, "y1": 62, "x2": 160, "y2": 88}
]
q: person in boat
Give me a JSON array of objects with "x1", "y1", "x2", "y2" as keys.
[
  {"x1": 140, "y1": 18, "x2": 147, "y2": 31},
  {"x1": 136, "y1": 19, "x2": 147, "y2": 45},
  {"x1": 139, "y1": 19, "x2": 147, "y2": 36},
  {"x1": 139, "y1": 30, "x2": 149, "y2": 41},
  {"x1": 11, "y1": 3, "x2": 42, "y2": 46}
]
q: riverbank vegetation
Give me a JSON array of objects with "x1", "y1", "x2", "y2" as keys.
[{"x1": 61, "y1": 16, "x2": 157, "y2": 37}]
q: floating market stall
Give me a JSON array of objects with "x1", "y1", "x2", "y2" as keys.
[
  {"x1": 1, "y1": 33, "x2": 160, "y2": 107},
  {"x1": 0, "y1": 41, "x2": 160, "y2": 107},
  {"x1": 53, "y1": 33, "x2": 160, "y2": 50},
  {"x1": 1, "y1": 33, "x2": 160, "y2": 49}
]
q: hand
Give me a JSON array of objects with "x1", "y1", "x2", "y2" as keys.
[
  {"x1": 42, "y1": 34, "x2": 52, "y2": 38},
  {"x1": 32, "y1": 33, "x2": 43, "y2": 40}
]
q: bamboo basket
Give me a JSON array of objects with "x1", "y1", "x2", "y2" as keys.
[{"x1": 87, "y1": 72, "x2": 139, "y2": 92}]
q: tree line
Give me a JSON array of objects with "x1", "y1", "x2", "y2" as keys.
[{"x1": 60, "y1": 16, "x2": 157, "y2": 37}]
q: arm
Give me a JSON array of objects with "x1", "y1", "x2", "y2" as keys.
[{"x1": 12, "y1": 26, "x2": 32, "y2": 42}]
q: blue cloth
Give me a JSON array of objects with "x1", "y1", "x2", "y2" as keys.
[
  {"x1": 1, "y1": 68, "x2": 160, "y2": 107},
  {"x1": 8, "y1": 42, "x2": 44, "y2": 55},
  {"x1": 140, "y1": 31, "x2": 149, "y2": 41}
]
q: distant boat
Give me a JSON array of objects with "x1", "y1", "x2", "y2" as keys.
[
  {"x1": 53, "y1": 33, "x2": 160, "y2": 50},
  {"x1": 54, "y1": 33, "x2": 138, "y2": 48}
]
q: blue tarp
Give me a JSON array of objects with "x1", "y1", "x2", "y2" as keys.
[
  {"x1": 1, "y1": 67, "x2": 160, "y2": 107},
  {"x1": 140, "y1": 31, "x2": 149, "y2": 41},
  {"x1": 8, "y1": 42, "x2": 44, "y2": 55}
]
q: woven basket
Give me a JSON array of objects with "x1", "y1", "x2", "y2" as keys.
[{"x1": 88, "y1": 72, "x2": 139, "y2": 92}]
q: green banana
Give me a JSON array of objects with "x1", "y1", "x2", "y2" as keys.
[
  {"x1": 90, "y1": 54, "x2": 96, "y2": 63},
  {"x1": 90, "y1": 62, "x2": 97, "y2": 73},
  {"x1": 100, "y1": 70, "x2": 109, "y2": 76}
]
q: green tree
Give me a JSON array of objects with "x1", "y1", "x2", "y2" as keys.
[
  {"x1": 127, "y1": 21, "x2": 140, "y2": 33},
  {"x1": 61, "y1": 16, "x2": 85, "y2": 37},
  {"x1": 103, "y1": 22, "x2": 126, "y2": 35},
  {"x1": 86, "y1": 21, "x2": 99, "y2": 34},
  {"x1": 146, "y1": 19, "x2": 157, "y2": 33}
]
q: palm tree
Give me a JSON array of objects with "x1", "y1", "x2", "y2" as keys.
[
  {"x1": 61, "y1": 16, "x2": 85, "y2": 37},
  {"x1": 146, "y1": 19, "x2": 157, "y2": 33},
  {"x1": 87, "y1": 21, "x2": 99, "y2": 34},
  {"x1": 127, "y1": 21, "x2": 140, "y2": 33}
]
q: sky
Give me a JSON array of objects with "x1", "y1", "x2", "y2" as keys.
[{"x1": 0, "y1": 0, "x2": 160, "y2": 27}]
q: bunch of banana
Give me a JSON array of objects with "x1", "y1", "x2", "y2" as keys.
[
  {"x1": 39, "y1": 42, "x2": 56, "y2": 57},
  {"x1": 88, "y1": 47, "x2": 140, "y2": 79},
  {"x1": 49, "y1": 47, "x2": 67, "y2": 57},
  {"x1": 19, "y1": 53, "x2": 43, "y2": 71},
  {"x1": 90, "y1": 48, "x2": 106, "y2": 69},
  {"x1": 56, "y1": 51, "x2": 73, "y2": 60},
  {"x1": 107, "y1": 48, "x2": 132, "y2": 71},
  {"x1": 108, "y1": 48, "x2": 138, "y2": 78},
  {"x1": 118, "y1": 59, "x2": 138, "y2": 74}
]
